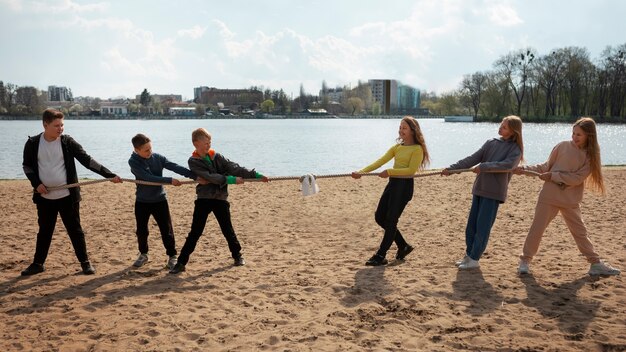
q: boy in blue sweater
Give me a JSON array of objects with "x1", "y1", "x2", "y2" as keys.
[{"x1": 129, "y1": 133, "x2": 204, "y2": 269}]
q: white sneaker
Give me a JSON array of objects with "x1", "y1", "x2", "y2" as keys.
[
  {"x1": 455, "y1": 255, "x2": 469, "y2": 267},
  {"x1": 458, "y1": 258, "x2": 480, "y2": 269},
  {"x1": 518, "y1": 261, "x2": 530, "y2": 275},
  {"x1": 133, "y1": 253, "x2": 148, "y2": 267},
  {"x1": 588, "y1": 261, "x2": 621, "y2": 276},
  {"x1": 167, "y1": 255, "x2": 178, "y2": 270}
]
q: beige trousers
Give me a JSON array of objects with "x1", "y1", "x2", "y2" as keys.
[{"x1": 520, "y1": 201, "x2": 600, "y2": 264}]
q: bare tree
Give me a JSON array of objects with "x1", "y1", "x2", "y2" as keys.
[
  {"x1": 460, "y1": 72, "x2": 487, "y2": 118},
  {"x1": 494, "y1": 48, "x2": 536, "y2": 116}
]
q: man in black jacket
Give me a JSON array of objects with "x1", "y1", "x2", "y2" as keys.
[{"x1": 21, "y1": 109, "x2": 122, "y2": 276}]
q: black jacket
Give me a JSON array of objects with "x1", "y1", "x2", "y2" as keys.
[{"x1": 23, "y1": 133, "x2": 117, "y2": 204}]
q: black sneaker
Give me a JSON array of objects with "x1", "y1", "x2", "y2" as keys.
[
  {"x1": 396, "y1": 245, "x2": 414, "y2": 260},
  {"x1": 234, "y1": 256, "x2": 246, "y2": 266},
  {"x1": 21, "y1": 263, "x2": 45, "y2": 276},
  {"x1": 365, "y1": 254, "x2": 388, "y2": 266},
  {"x1": 169, "y1": 262, "x2": 186, "y2": 274},
  {"x1": 81, "y1": 261, "x2": 96, "y2": 275}
]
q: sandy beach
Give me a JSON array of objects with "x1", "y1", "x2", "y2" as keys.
[{"x1": 1, "y1": 169, "x2": 625, "y2": 351}]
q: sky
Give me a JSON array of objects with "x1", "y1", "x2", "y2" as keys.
[{"x1": 1, "y1": 0, "x2": 625, "y2": 101}]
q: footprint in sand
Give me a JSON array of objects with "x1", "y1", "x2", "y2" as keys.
[
  {"x1": 145, "y1": 329, "x2": 159, "y2": 337},
  {"x1": 183, "y1": 332, "x2": 201, "y2": 341},
  {"x1": 268, "y1": 335, "x2": 280, "y2": 345}
]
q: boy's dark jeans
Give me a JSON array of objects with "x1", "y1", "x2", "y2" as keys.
[
  {"x1": 135, "y1": 200, "x2": 177, "y2": 257},
  {"x1": 177, "y1": 199, "x2": 241, "y2": 266},
  {"x1": 374, "y1": 178, "x2": 414, "y2": 258},
  {"x1": 33, "y1": 196, "x2": 89, "y2": 264}
]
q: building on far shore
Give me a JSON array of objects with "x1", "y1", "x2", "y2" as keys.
[
  {"x1": 319, "y1": 87, "x2": 344, "y2": 103},
  {"x1": 169, "y1": 106, "x2": 196, "y2": 116},
  {"x1": 48, "y1": 85, "x2": 72, "y2": 102},
  {"x1": 100, "y1": 100, "x2": 129, "y2": 116},
  {"x1": 194, "y1": 86, "x2": 209, "y2": 103},
  {"x1": 369, "y1": 79, "x2": 398, "y2": 114}
]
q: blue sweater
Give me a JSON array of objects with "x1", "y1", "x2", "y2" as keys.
[{"x1": 129, "y1": 152, "x2": 196, "y2": 203}]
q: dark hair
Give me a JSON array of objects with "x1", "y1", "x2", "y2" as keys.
[
  {"x1": 42, "y1": 108, "x2": 64, "y2": 124},
  {"x1": 131, "y1": 133, "x2": 151, "y2": 148}
]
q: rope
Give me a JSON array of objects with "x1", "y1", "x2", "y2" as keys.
[
  {"x1": 43, "y1": 168, "x2": 543, "y2": 190},
  {"x1": 46, "y1": 178, "x2": 197, "y2": 191}
]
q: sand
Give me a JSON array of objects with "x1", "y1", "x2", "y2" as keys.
[{"x1": 1, "y1": 169, "x2": 625, "y2": 351}]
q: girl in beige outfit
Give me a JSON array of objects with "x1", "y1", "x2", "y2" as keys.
[{"x1": 514, "y1": 117, "x2": 620, "y2": 276}]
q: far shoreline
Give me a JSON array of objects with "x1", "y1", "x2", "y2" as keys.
[{"x1": 2, "y1": 115, "x2": 626, "y2": 123}]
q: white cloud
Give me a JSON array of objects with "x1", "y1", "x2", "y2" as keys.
[
  {"x1": 31, "y1": 0, "x2": 108, "y2": 13},
  {"x1": 177, "y1": 25, "x2": 207, "y2": 39},
  {"x1": 100, "y1": 47, "x2": 146, "y2": 76},
  {"x1": 487, "y1": 3, "x2": 523, "y2": 27},
  {"x1": 212, "y1": 19, "x2": 235, "y2": 41},
  {"x1": 0, "y1": 0, "x2": 22, "y2": 11}
]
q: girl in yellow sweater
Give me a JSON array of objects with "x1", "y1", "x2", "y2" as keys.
[
  {"x1": 514, "y1": 117, "x2": 620, "y2": 276},
  {"x1": 351, "y1": 116, "x2": 430, "y2": 266}
]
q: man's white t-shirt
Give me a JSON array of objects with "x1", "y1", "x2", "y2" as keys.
[{"x1": 38, "y1": 136, "x2": 70, "y2": 200}]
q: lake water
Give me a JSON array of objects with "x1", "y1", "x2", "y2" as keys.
[{"x1": 2, "y1": 118, "x2": 625, "y2": 179}]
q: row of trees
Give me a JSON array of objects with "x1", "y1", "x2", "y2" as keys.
[
  {"x1": 0, "y1": 81, "x2": 47, "y2": 115},
  {"x1": 424, "y1": 44, "x2": 626, "y2": 121}
]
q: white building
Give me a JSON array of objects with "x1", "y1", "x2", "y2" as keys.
[
  {"x1": 169, "y1": 107, "x2": 196, "y2": 116},
  {"x1": 100, "y1": 103, "x2": 128, "y2": 116},
  {"x1": 320, "y1": 87, "x2": 344, "y2": 102}
]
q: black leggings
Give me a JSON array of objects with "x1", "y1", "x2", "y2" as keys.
[{"x1": 374, "y1": 178, "x2": 414, "y2": 258}]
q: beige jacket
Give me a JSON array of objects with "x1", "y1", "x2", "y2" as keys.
[{"x1": 523, "y1": 141, "x2": 590, "y2": 207}]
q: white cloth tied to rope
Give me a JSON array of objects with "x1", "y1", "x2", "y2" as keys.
[{"x1": 300, "y1": 174, "x2": 319, "y2": 196}]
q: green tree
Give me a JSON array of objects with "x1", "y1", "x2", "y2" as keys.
[
  {"x1": 140, "y1": 89, "x2": 151, "y2": 107},
  {"x1": 371, "y1": 101, "x2": 382, "y2": 115},
  {"x1": 261, "y1": 99, "x2": 275, "y2": 113}
]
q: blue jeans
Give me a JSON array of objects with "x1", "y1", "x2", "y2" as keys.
[{"x1": 465, "y1": 195, "x2": 500, "y2": 261}]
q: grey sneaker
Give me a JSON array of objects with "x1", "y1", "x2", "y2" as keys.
[
  {"x1": 518, "y1": 260, "x2": 530, "y2": 275},
  {"x1": 458, "y1": 258, "x2": 480, "y2": 269},
  {"x1": 455, "y1": 255, "x2": 469, "y2": 267},
  {"x1": 588, "y1": 261, "x2": 621, "y2": 276},
  {"x1": 133, "y1": 253, "x2": 148, "y2": 267},
  {"x1": 167, "y1": 255, "x2": 178, "y2": 270}
]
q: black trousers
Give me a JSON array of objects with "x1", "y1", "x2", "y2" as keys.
[
  {"x1": 33, "y1": 196, "x2": 89, "y2": 264},
  {"x1": 134, "y1": 200, "x2": 177, "y2": 257},
  {"x1": 177, "y1": 199, "x2": 242, "y2": 266},
  {"x1": 374, "y1": 178, "x2": 414, "y2": 258}
]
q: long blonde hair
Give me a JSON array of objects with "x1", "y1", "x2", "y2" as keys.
[
  {"x1": 502, "y1": 115, "x2": 524, "y2": 162},
  {"x1": 574, "y1": 117, "x2": 605, "y2": 194},
  {"x1": 398, "y1": 116, "x2": 430, "y2": 169}
]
